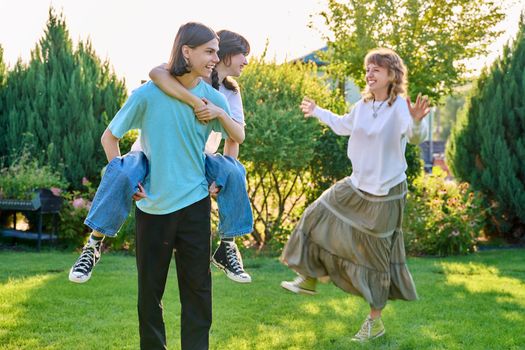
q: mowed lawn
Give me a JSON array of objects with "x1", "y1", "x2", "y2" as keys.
[{"x1": 0, "y1": 249, "x2": 524, "y2": 350}]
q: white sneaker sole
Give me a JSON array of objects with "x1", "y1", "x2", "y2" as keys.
[
  {"x1": 280, "y1": 281, "x2": 317, "y2": 295},
  {"x1": 211, "y1": 258, "x2": 252, "y2": 283},
  {"x1": 68, "y1": 268, "x2": 92, "y2": 283},
  {"x1": 351, "y1": 329, "x2": 386, "y2": 342}
]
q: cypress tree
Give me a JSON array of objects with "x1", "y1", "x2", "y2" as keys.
[
  {"x1": 0, "y1": 8, "x2": 127, "y2": 187},
  {"x1": 0, "y1": 45, "x2": 7, "y2": 137},
  {"x1": 0, "y1": 45, "x2": 5, "y2": 93},
  {"x1": 0, "y1": 45, "x2": 7, "y2": 165},
  {"x1": 447, "y1": 15, "x2": 525, "y2": 239}
]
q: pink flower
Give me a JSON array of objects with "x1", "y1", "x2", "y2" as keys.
[
  {"x1": 50, "y1": 187, "x2": 62, "y2": 196},
  {"x1": 82, "y1": 177, "x2": 90, "y2": 186},
  {"x1": 72, "y1": 197, "x2": 87, "y2": 209}
]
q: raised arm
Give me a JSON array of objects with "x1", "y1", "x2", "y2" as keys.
[
  {"x1": 406, "y1": 94, "x2": 431, "y2": 144},
  {"x1": 301, "y1": 96, "x2": 355, "y2": 136},
  {"x1": 149, "y1": 64, "x2": 206, "y2": 110}
]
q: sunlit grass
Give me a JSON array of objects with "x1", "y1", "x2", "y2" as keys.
[{"x1": 0, "y1": 249, "x2": 524, "y2": 349}]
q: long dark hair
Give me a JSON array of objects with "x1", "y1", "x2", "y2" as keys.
[
  {"x1": 211, "y1": 30, "x2": 250, "y2": 92},
  {"x1": 167, "y1": 22, "x2": 218, "y2": 77}
]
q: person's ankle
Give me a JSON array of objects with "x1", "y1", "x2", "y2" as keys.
[
  {"x1": 90, "y1": 231, "x2": 105, "y2": 241},
  {"x1": 369, "y1": 312, "x2": 382, "y2": 320}
]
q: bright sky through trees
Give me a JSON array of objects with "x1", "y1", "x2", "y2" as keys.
[{"x1": 0, "y1": 0, "x2": 523, "y2": 91}]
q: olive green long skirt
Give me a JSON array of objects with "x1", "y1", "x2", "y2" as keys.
[{"x1": 280, "y1": 177, "x2": 418, "y2": 309}]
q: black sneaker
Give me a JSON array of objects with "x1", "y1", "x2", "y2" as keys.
[
  {"x1": 69, "y1": 239, "x2": 102, "y2": 283},
  {"x1": 212, "y1": 240, "x2": 252, "y2": 283}
]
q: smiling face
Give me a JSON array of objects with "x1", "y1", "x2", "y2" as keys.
[
  {"x1": 218, "y1": 52, "x2": 248, "y2": 78},
  {"x1": 184, "y1": 38, "x2": 220, "y2": 78},
  {"x1": 365, "y1": 63, "x2": 391, "y2": 97},
  {"x1": 224, "y1": 52, "x2": 248, "y2": 77}
]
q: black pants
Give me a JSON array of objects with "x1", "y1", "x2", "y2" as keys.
[{"x1": 135, "y1": 196, "x2": 212, "y2": 350}]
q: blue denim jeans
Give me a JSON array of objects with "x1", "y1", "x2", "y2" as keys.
[
  {"x1": 205, "y1": 153, "x2": 253, "y2": 237},
  {"x1": 84, "y1": 151, "x2": 253, "y2": 238},
  {"x1": 84, "y1": 151, "x2": 148, "y2": 237}
]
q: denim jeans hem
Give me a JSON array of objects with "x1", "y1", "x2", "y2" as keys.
[
  {"x1": 220, "y1": 226, "x2": 253, "y2": 238},
  {"x1": 84, "y1": 218, "x2": 118, "y2": 237}
]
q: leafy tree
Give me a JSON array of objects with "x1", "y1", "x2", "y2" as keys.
[
  {"x1": 437, "y1": 90, "x2": 467, "y2": 141},
  {"x1": 0, "y1": 8, "x2": 127, "y2": 187},
  {"x1": 0, "y1": 45, "x2": 7, "y2": 162},
  {"x1": 316, "y1": 0, "x2": 506, "y2": 101},
  {"x1": 447, "y1": 15, "x2": 525, "y2": 240},
  {"x1": 239, "y1": 58, "x2": 346, "y2": 248},
  {"x1": 0, "y1": 45, "x2": 6, "y2": 89}
]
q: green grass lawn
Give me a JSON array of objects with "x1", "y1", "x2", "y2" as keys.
[{"x1": 0, "y1": 249, "x2": 524, "y2": 350}]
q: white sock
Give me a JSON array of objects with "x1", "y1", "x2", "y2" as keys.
[{"x1": 88, "y1": 233, "x2": 104, "y2": 246}]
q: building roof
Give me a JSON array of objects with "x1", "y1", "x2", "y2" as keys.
[{"x1": 293, "y1": 46, "x2": 328, "y2": 66}]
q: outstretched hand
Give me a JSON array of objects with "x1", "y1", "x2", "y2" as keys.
[
  {"x1": 300, "y1": 97, "x2": 317, "y2": 118},
  {"x1": 406, "y1": 93, "x2": 431, "y2": 122}
]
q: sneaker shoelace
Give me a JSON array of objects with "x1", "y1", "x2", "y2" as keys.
[
  {"x1": 355, "y1": 317, "x2": 372, "y2": 339},
  {"x1": 293, "y1": 276, "x2": 307, "y2": 285},
  {"x1": 225, "y1": 243, "x2": 244, "y2": 274},
  {"x1": 72, "y1": 244, "x2": 100, "y2": 274}
]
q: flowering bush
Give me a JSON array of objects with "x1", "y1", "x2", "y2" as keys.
[
  {"x1": 0, "y1": 151, "x2": 67, "y2": 200},
  {"x1": 403, "y1": 167, "x2": 486, "y2": 256},
  {"x1": 59, "y1": 178, "x2": 96, "y2": 247},
  {"x1": 59, "y1": 177, "x2": 136, "y2": 251}
]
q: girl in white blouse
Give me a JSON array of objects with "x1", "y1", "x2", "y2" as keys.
[{"x1": 280, "y1": 48, "x2": 430, "y2": 342}]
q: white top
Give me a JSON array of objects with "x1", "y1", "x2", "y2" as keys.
[
  {"x1": 314, "y1": 95, "x2": 428, "y2": 196},
  {"x1": 204, "y1": 84, "x2": 245, "y2": 154},
  {"x1": 132, "y1": 82, "x2": 245, "y2": 153}
]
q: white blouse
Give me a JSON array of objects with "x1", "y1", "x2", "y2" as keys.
[
  {"x1": 204, "y1": 84, "x2": 245, "y2": 154},
  {"x1": 314, "y1": 95, "x2": 428, "y2": 196}
]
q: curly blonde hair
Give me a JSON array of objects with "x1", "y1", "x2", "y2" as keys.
[{"x1": 362, "y1": 48, "x2": 408, "y2": 106}]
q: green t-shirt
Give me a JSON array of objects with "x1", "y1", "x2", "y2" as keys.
[{"x1": 108, "y1": 80, "x2": 230, "y2": 214}]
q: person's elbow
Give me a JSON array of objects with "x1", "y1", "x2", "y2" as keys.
[
  {"x1": 149, "y1": 64, "x2": 168, "y2": 81},
  {"x1": 149, "y1": 67, "x2": 161, "y2": 81},
  {"x1": 101, "y1": 128, "x2": 119, "y2": 147},
  {"x1": 232, "y1": 129, "x2": 245, "y2": 144},
  {"x1": 238, "y1": 129, "x2": 245, "y2": 144},
  {"x1": 224, "y1": 118, "x2": 245, "y2": 144}
]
